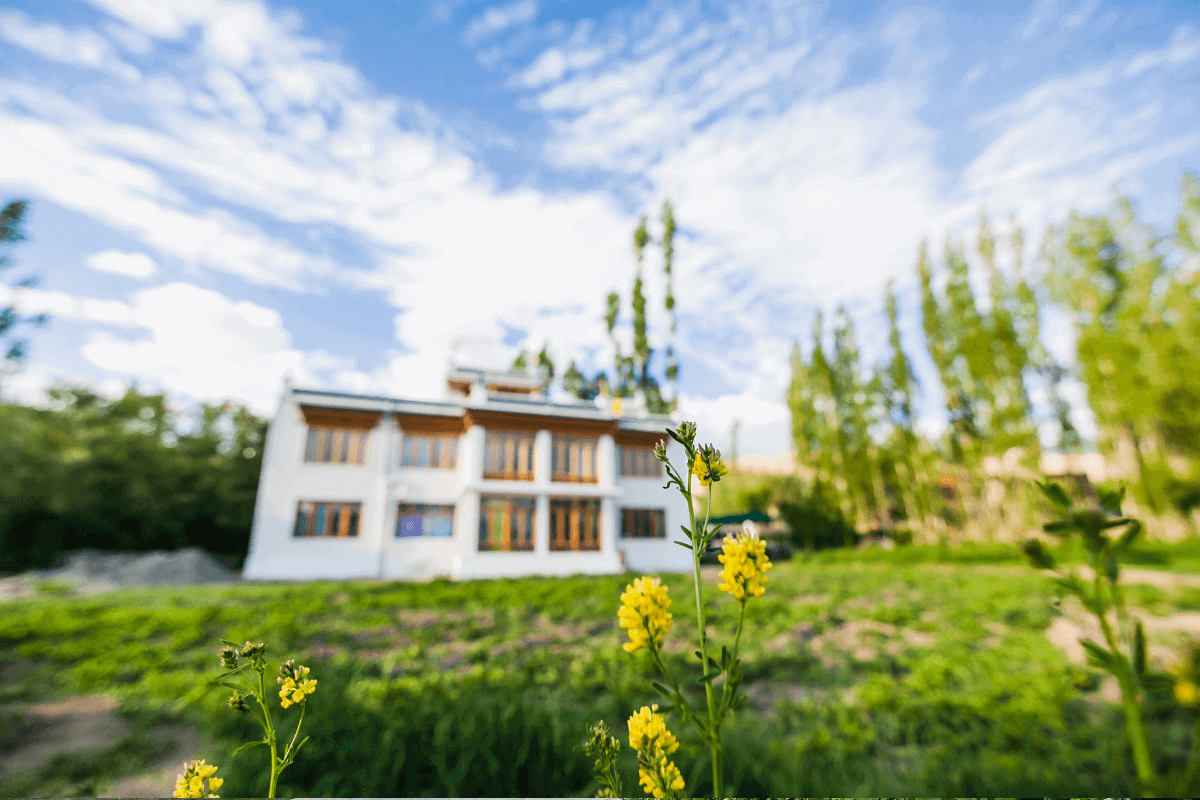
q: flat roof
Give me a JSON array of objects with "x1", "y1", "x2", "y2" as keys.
[{"x1": 290, "y1": 386, "x2": 674, "y2": 429}]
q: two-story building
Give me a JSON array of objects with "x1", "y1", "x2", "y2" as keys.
[{"x1": 243, "y1": 367, "x2": 692, "y2": 581}]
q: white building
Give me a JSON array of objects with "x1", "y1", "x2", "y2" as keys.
[{"x1": 243, "y1": 367, "x2": 692, "y2": 581}]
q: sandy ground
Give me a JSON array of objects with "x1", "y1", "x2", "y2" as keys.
[{"x1": 0, "y1": 692, "x2": 205, "y2": 798}]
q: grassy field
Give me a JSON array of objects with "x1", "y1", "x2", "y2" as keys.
[{"x1": 4, "y1": 542, "x2": 1200, "y2": 797}]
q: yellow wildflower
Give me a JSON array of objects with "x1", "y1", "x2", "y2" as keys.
[
  {"x1": 1176, "y1": 679, "x2": 1199, "y2": 707},
  {"x1": 717, "y1": 531, "x2": 772, "y2": 603},
  {"x1": 173, "y1": 759, "x2": 222, "y2": 798},
  {"x1": 277, "y1": 663, "x2": 317, "y2": 709},
  {"x1": 618, "y1": 577, "x2": 673, "y2": 653},
  {"x1": 627, "y1": 705, "x2": 685, "y2": 798},
  {"x1": 691, "y1": 445, "x2": 728, "y2": 486}
]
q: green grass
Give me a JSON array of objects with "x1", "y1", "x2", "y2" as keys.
[{"x1": 4, "y1": 548, "x2": 1200, "y2": 796}]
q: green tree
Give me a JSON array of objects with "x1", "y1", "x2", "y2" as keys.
[
  {"x1": 0, "y1": 200, "x2": 48, "y2": 397},
  {"x1": 0, "y1": 384, "x2": 266, "y2": 572}
]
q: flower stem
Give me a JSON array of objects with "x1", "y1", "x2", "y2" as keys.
[
  {"x1": 256, "y1": 666, "x2": 279, "y2": 798},
  {"x1": 1097, "y1": 605, "x2": 1154, "y2": 794},
  {"x1": 686, "y1": 473, "x2": 722, "y2": 797}
]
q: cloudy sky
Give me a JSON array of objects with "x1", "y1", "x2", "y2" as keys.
[{"x1": 0, "y1": 0, "x2": 1197, "y2": 455}]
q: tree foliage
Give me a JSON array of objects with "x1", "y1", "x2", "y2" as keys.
[
  {"x1": 0, "y1": 384, "x2": 266, "y2": 573},
  {"x1": 0, "y1": 199, "x2": 49, "y2": 388}
]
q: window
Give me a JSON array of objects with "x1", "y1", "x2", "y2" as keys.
[
  {"x1": 400, "y1": 433, "x2": 458, "y2": 468},
  {"x1": 484, "y1": 430, "x2": 535, "y2": 480},
  {"x1": 396, "y1": 503, "x2": 455, "y2": 537},
  {"x1": 550, "y1": 498, "x2": 601, "y2": 551},
  {"x1": 621, "y1": 508, "x2": 665, "y2": 538},
  {"x1": 479, "y1": 495, "x2": 535, "y2": 551},
  {"x1": 294, "y1": 501, "x2": 361, "y2": 537},
  {"x1": 305, "y1": 427, "x2": 368, "y2": 465},
  {"x1": 551, "y1": 435, "x2": 599, "y2": 483},
  {"x1": 619, "y1": 445, "x2": 663, "y2": 478}
]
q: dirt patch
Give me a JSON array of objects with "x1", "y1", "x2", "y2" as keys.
[
  {"x1": 1044, "y1": 599, "x2": 1195, "y2": 672},
  {"x1": 101, "y1": 724, "x2": 205, "y2": 799}
]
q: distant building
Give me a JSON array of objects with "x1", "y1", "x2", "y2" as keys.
[{"x1": 243, "y1": 367, "x2": 691, "y2": 581}]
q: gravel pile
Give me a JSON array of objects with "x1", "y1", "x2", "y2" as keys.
[{"x1": 40, "y1": 548, "x2": 240, "y2": 589}]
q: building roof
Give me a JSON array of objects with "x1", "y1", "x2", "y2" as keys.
[{"x1": 289, "y1": 386, "x2": 674, "y2": 430}]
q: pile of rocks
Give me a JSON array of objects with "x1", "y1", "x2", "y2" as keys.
[{"x1": 0, "y1": 548, "x2": 239, "y2": 600}]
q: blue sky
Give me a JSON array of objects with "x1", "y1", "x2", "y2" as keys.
[{"x1": 0, "y1": 0, "x2": 1197, "y2": 456}]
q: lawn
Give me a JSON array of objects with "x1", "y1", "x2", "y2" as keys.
[{"x1": 3, "y1": 543, "x2": 1200, "y2": 797}]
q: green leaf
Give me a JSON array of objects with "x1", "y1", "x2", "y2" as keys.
[
  {"x1": 674, "y1": 540, "x2": 694, "y2": 551},
  {"x1": 1133, "y1": 620, "x2": 1146, "y2": 676},
  {"x1": 1115, "y1": 520, "x2": 1143, "y2": 550},
  {"x1": 1080, "y1": 639, "x2": 1117, "y2": 673},
  {"x1": 650, "y1": 680, "x2": 673, "y2": 699},
  {"x1": 693, "y1": 650, "x2": 704, "y2": 661},
  {"x1": 720, "y1": 645, "x2": 730, "y2": 670},
  {"x1": 1038, "y1": 481, "x2": 1072, "y2": 510},
  {"x1": 1105, "y1": 552, "x2": 1119, "y2": 584},
  {"x1": 231, "y1": 739, "x2": 267, "y2": 758},
  {"x1": 695, "y1": 672, "x2": 717, "y2": 684},
  {"x1": 1098, "y1": 486, "x2": 1126, "y2": 516},
  {"x1": 1043, "y1": 521, "x2": 1076, "y2": 536},
  {"x1": 1022, "y1": 539, "x2": 1056, "y2": 570}
]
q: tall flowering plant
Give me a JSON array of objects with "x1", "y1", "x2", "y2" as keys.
[
  {"x1": 586, "y1": 421, "x2": 771, "y2": 798},
  {"x1": 180, "y1": 639, "x2": 317, "y2": 798}
]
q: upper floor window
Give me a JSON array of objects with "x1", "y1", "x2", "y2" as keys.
[
  {"x1": 552, "y1": 435, "x2": 599, "y2": 483},
  {"x1": 619, "y1": 445, "x2": 663, "y2": 478},
  {"x1": 550, "y1": 497, "x2": 601, "y2": 551},
  {"x1": 479, "y1": 495, "x2": 535, "y2": 551},
  {"x1": 397, "y1": 503, "x2": 454, "y2": 537},
  {"x1": 621, "y1": 508, "x2": 665, "y2": 538},
  {"x1": 401, "y1": 433, "x2": 458, "y2": 469},
  {"x1": 484, "y1": 430, "x2": 535, "y2": 481},
  {"x1": 305, "y1": 427, "x2": 368, "y2": 465},
  {"x1": 294, "y1": 501, "x2": 361, "y2": 537}
]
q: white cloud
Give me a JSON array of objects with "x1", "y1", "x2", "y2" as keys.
[
  {"x1": 465, "y1": 0, "x2": 537, "y2": 44},
  {"x1": 0, "y1": 284, "x2": 136, "y2": 327},
  {"x1": 1125, "y1": 24, "x2": 1200, "y2": 76},
  {"x1": 0, "y1": 9, "x2": 140, "y2": 80},
  {"x1": 76, "y1": 282, "x2": 334, "y2": 415},
  {"x1": 85, "y1": 249, "x2": 158, "y2": 279}
]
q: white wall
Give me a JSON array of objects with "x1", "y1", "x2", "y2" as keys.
[
  {"x1": 243, "y1": 395, "x2": 387, "y2": 580},
  {"x1": 245, "y1": 390, "x2": 694, "y2": 581}
]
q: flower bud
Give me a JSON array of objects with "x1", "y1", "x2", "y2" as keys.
[
  {"x1": 654, "y1": 441, "x2": 667, "y2": 462},
  {"x1": 219, "y1": 647, "x2": 239, "y2": 670}
]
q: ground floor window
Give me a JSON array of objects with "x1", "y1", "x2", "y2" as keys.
[
  {"x1": 621, "y1": 508, "x2": 665, "y2": 538},
  {"x1": 479, "y1": 495, "x2": 535, "y2": 551},
  {"x1": 549, "y1": 497, "x2": 601, "y2": 551},
  {"x1": 294, "y1": 501, "x2": 361, "y2": 537},
  {"x1": 396, "y1": 503, "x2": 455, "y2": 537}
]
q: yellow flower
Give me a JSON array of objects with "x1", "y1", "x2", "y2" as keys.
[
  {"x1": 717, "y1": 531, "x2": 772, "y2": 603},
  {"x1": 691, "y1": 445, "x2": 728, "y2": 486},
  {"x1": 618, "y1": 577, "x2": 673, "y2": 653},
  {"x1": 278, "y1": 664, "x2": 317, "y2": 709},
  {"x1": 1176, "y1": 679, "x2": 1199, "y2": 707},
  {"x1": 173, "y1": 759, "x2": 221, "y2": 798},
  {"x1": 628, "y1": 705, "x2": 685, "y2": 799}
]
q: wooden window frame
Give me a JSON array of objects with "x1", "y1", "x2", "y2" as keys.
[
  {"x1": 400, "y1": 433, "x2": 459, "y2": 469},
  {"x1": 293, "y1": 501, "x2": 362, "y2": 537},
  {"x1": 549, "y1": 497, "x2": 601, "y2": 551},
  {"x1": 478, "y1": 495, "x2": 536, "y2": 552},
  {"x1": 621, "y1": 508, "x2": 666, "y2": 539},
  {"x1": 483, "y1": 430, "x2": 536, "y2": 481},
  {"x1": 396, "y1": 503, "x2": 455, "y2": 537},
  {"x1": 304, "y1": 426, "x2": 368, "y2": 465},
  {"x1": 619, "y1": 445, "x2": 664, "y2": 478},
  {"x1": 551, "y1": 435, "x2": 599, "y2": 484}
]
